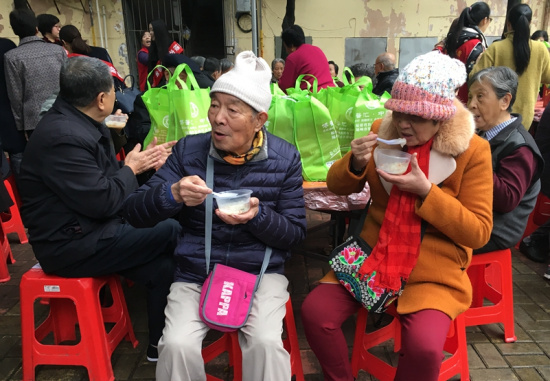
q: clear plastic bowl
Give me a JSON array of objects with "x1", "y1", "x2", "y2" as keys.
[
  {"x1": 104, "y1": 115, "x2": 127, "y2": 129},
  {"x1": 213, "y1": 189, "x2": 253, "y2": 214},
  {"x1": 375, "y1": 148, "x2": 412, "y2": 175}
]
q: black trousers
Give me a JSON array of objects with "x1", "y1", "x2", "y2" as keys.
[
  {"x1": 528, "y1": 218, "x2": 550, "y2": 249},
  {"x1": 473, "y1": 239, "x2": 505, "y2": 255},
  {"x1": 54, "y1": 219, "x2": 181, "y2": 345}
]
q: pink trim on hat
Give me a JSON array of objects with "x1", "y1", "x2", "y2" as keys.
[{"x1": 385, "y1": 82, "x2": 456, "y2": 120}]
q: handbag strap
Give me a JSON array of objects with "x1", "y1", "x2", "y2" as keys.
[
  {"x1": 205, "y1": 156, "x2": 272, "y2": 286},
  {"x1": 123, "y1": 74, "x2": 135, "y2": 90}
]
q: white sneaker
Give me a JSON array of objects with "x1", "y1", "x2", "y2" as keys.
[{"x1": 544, "y1": 265, "x2": 550, "y2": 280}]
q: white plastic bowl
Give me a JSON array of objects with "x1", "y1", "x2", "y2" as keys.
[
  {"x1": 375, "y1": 148, "x2": 412, "y2": 175},
  {"x1": 104, "y1": 115, "x2": 127, "y2": 129},
  {"x1": 213, "y1": 189, "x2": 253, "y2": 214}
]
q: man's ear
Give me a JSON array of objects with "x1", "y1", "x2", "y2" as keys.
[
  {"x1": 96, "y1": 91, "x2": 107, "y2": 112},
  {"x1": 256, "y1": 111, "x2": 268, "y2": 131}
]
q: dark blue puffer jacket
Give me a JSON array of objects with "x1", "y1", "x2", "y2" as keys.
[{"x1": 122, "y1": 130, "x2": 307, "y2": 284}]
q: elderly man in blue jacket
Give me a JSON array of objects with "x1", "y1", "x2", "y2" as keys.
[{"x1": 123, "y1": 51, "x2": 307, "y2": 381}]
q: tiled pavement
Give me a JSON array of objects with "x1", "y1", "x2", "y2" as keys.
[{"x1": 2, "y1": 211, "x2": 550, "y2": 380}]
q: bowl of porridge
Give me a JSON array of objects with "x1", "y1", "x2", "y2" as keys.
[
  {"x1": 213, "y1": 189, "x2": 253, "y2": 215},
  {"x1": 104, "y1": 115, "x2": 127, "y2": 129},
  {"x1": 375, "y1": 148, "x2": 412, "y2": 175}
]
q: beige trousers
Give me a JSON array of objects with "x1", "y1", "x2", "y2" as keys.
[{"x1": 155, "y1": 273, "x2": 290, "y2": 381}]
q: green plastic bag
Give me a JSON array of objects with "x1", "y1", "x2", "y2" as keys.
[
  {"x1": 143, "y1": 64, "x2": 211, "y2": 147},
  {"x1": 287, "y1": 74, "x2": 329, "y2": 108},
  {"x1": 291, "y1": 92, "x2": 341, "y2": 181},
  {"x1": 266, "y1": 95, "x2": 296, "y2": 145},
  {"x1": 168, "y1": 63, "x2": 211, "y2": 140},
  {"x1": 327, "y1": 71, "x2": 374, "y2": 155},
  {"x1": 142, "y1": 65, "x2": 172, "y2": 146},
  {"x1": 328, "y1": 83, "x2": 362, "y2": 155},
  {"x1": 353, "y1": 90, "x2": 390, "y2": 140},
  {"x1": 271, "y1": 82, "x2": 285, "y2": 96}
]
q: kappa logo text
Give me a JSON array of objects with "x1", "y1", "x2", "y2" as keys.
[{"x1": 217, "y1": 281, "x2": 234, "y2": 315}]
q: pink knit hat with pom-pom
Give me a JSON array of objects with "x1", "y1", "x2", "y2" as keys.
[{"x1": 384, "y1": 51, "x2": 466, "y2": 121}]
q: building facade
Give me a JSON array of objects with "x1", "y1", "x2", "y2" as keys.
[{"x1": 0, "y1": 0, "x2": 548, "y2": 80}]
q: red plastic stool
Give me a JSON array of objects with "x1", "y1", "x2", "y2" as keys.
[
  {"x1": 1, "y1": 178, "x2": 28, "y2": 244},
  {"x1": 515, "y1": 192, "x2": 550, "y2": 249},
  {"x1": 5, "y1": 173, "x2": 22, "y2": 208},
  {"x1": 0, "y1": 222, "x2": 14, "y2": 282},
  {"x1": 202, "y1": 297, "x2": 305, "y2": 381},
  {"x1": 20, "y1": 265, "x2": 138, "y2": 381},
  {"x1": 466, "y1": 248, "x2": 517, "y2": 343},
  {"x1": 351, "y1": 304, "x2": 469, "y2": 381}
]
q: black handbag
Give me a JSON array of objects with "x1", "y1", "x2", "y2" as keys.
[{"x1": 115, "y1": 75, "x2": 142, "y2": 114}]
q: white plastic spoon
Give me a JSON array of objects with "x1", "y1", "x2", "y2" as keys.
[
  {"x1": 212, "y1": 191, "x2": 238, "y2": 198},
  {"x1": 377, "y1": 137, "x2": 407, "y2": 147}
]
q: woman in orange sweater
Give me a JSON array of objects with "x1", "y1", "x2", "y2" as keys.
[{"x1": 301, "y1": 51, "x2": 494, "y2": 381}]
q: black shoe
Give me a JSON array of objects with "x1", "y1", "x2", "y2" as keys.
[
  {"x1": 146, "y1": 344, "x2": 158, "y2": 362},
  {"x1": 545, "y1": 265, "x2": 550, "y2": 280},
  {"x1": 519, "y1": 237, "x2": 549, "y2": 263}
]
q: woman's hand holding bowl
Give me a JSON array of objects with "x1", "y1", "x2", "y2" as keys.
[{"x1": 377, "y1": 153, "x2": 432, "y2": 199}]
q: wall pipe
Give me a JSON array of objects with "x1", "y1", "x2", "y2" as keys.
[
  {"x1": 251, "y1": 0, "x2": 258, "y2": 55},
  {"x1": 95, "y1": 0, "x2": 105, "y2": 47},
  {"x1": 102, "y1": 5, "x2": 108, "y2": 51}
]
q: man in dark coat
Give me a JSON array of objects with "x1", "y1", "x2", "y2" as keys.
[
  {"x1": 373, "y1": 52, "x2": 399, "y2": 96},
  {"x1": 19, "y1": 56, "x2": 180, "y2": 362}
]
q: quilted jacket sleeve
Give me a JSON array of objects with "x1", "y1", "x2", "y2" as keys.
[
  {"x1": 245, "y1": 148, "x2": 306, "y2": 250},
  {"x1": 122, "y1": 141, "x2": 185, "y2": 228}
]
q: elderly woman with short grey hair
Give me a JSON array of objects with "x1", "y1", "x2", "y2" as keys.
[
  {"x1": 271, "y1": 57, "x2": 285, "y2": 83},
  {"x1": 468, "y1": 66, "x2": 543, "y2": 253}
]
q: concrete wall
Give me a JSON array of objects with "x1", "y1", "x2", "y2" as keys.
[
  {"x1": 0, "y1": 0, "x2": 129, "y2": 77},
  {"x1": 259, "y1": 0, "x2": 549, "y2": 69}
]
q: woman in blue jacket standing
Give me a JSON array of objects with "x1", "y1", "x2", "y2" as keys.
[{"x1": 123, "y1": 51, "x2": 306, "y2": 381}]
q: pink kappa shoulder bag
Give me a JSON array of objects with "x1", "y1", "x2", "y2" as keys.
[{"x1": 198, "y1": 156, "x2": 272, "y2": 332}]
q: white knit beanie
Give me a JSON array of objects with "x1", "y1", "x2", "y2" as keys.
[{"x1": 210, "y1": 51, "x2": 272, "y2": 112}]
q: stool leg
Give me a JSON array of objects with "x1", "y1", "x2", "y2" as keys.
[
  {"x1": 48, "y1": 298, "x2": 78, "y2": 343},
  {"x1": 0, "y1": 254, "x2": 10, "y2": 283},
  {"x1": 229, "y1": 332, "x2": 242, "y2": 381},
  {"x1": 0, "y1": 225, "x2": 13, "y2": 283},
  {"x1": 76, "y1": 290, "x2": 115, "y2": 381},
  {"x1": 2, "y1": 179, "x2": 28, "y2": 244},
  {"x1": 20, "y1": 290, "x2": 36, "y2": 380},
  {"x1": 500, "y1": 256, "x2": 517, "y2": 343},
  {"x1": 102, "y1": 277, "x2": 138, "y2": 349},
  {"x1": 351, "y1": 308, "x2": 368, "y2": 377},
  {"x1": 283, "y1": 299, "x2": 305, "y2": 381}
]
